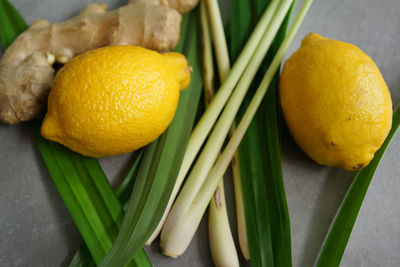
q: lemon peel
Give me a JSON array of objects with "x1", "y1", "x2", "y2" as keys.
[
  {"x1": 280, "y1": 33, "x2": 392, "y2": 170},
  {"x1": 41, "y1": 45, "x2": 191, "y2": 157}
]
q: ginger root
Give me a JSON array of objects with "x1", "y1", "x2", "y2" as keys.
[
  {"x1": 133, "y1": 0, "x2": 200, "y2": 13},
  {"x1": 0, "y1": 0, "x2": 199, "y2": 124}
]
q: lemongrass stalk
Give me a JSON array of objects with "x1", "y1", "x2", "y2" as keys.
[
  {"x1": 201, "y1": 0, "x2": 215, "y2": 104},
  {"x1": 204, "y1": 4, "x2": 247, "y2": 256},
  {"x1": 205, "y1": 0, "x2": 230, "y2": 81},
  {"x1": 161, "y1": 0, "x2": 296, "y2": 257},
  {"x1": 179, "y1": 0, "x2": 289, "y2": 204},
  {"x1": 228, "y1": 79, "x2": 250, "y2": 258},
  {"x1": 200, "y1": 0, "x2": 314, "y2": 220},
  {"x1": 209, "y1": 181, "x2": 239, "y2": 267},
  {"x1": 164, "y1": 0, "x2": 313, "y2": 258},
  {"x1": 151, "y1": 0, "x2": 279, "y2": 250},
  {"x1": 231, "y1": 150, "x2": 250, "y2": 260},
  {"x1": 173, "y1": 0, "x2": 280, "y2": 193},
  {"x1": 201, "y1": 1, "x2": 239, "y2": 266}
]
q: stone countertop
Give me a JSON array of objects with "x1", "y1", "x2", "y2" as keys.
[{"x1": 1, "y1": 0, "x2": 399, "y2": 266}]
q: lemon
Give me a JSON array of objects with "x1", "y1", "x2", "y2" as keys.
[
  {"x1": 41, "y1": 45, "x2": 190, "y2": 157},
  {"x1": 280, "y1": 33, "x2": 392, "y2": 170}
]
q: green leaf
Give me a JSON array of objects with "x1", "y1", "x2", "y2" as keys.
[
  {"x1": 231, "y1": 0, "x2": 297, "y2": 266},
  {"x1": 31, "y1": 122, "x2": 151, "y2": 267},
  {"x1": 0, "y1": 0, "x2": 27, "y2": 50},
  {"x1": 69, "y1": 150, "x2": 144, "y2": 267},
  {"x1": 99, "y1": 10, "x2": 204, "y2": 266},
  {"x1": 69, "y1": 245, "x2": 96, "y2": 267},
  {"x1": 115, "y1": 150, "x2": 145, "y2": 205},
  {"x1": 0, "y1": 1, "x2": 151, "y2": 265},
  {"x1": 229, "y1": 0, "x2": 252, "y2": 61},
  {"x1": 316, "y1": 105, "x2": 400, "y2": 267}
]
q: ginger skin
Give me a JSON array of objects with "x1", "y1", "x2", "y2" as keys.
[
  {"x1": 0, "y1": 0, "x2": 199, "y2": 124},
  {"x1": 134, "y1": 0, "x2": 200, "y2": 13}
]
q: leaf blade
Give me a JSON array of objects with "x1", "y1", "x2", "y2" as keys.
[
  {"x1": 0, "y1": 0, "x2": 27, "y2": 50},
  {"x1": 316, "y1": 105, "x2": 400, "y2": 267},
  {"x1": 69, "y1": 150, "x2": 145, "y2": 267},
  {"x1": 31, "y1": 123, "x2": 153, "y2": 266},
  {"x1": 231, "y1": 0, "x2": 297, "y2": 266},
  {"x1": 99, "y1": 9, "x2": 204, "y2": 266}
]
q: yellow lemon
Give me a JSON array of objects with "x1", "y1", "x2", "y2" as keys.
[
  {"x1": 41, "y1": 45, "x2": 190, "y2": 157},
  {"x1": 280, "y1": 33, "x2": 392, "y2": 170}
]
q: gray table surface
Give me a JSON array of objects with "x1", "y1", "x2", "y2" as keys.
[{"x1": 1, "y1": 0, "x2": 400, "y2": 266}]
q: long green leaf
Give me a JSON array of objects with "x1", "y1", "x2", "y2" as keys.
[
  {"x1": 100, "y1": 9, "x2": 203, "y2": 266},
  {"x1": 231, "y1": 0, "x2": 297, "y2": 266},
  {"x1": 0, "y1": 1, "x2": 150, "y2": 266},
  {"x1": 69, "y1": 150, "x2": 144, "y2": 267},
  {"x1": 115, "y1": 150, "x2": 145, "y2": 204},
  {"x1": 0, "y1": 0, "x2": 27, "y2": 50},
  {"x1": 316, "y1": 105, "x2": 400, "y2": 267},
  {"x1": 31, "y1": 123, "x2": 151, "y2": 267}
]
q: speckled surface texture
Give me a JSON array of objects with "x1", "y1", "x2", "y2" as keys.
[{"x1": 1, "y1": 0, "x2": 399, "y2": 266}]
